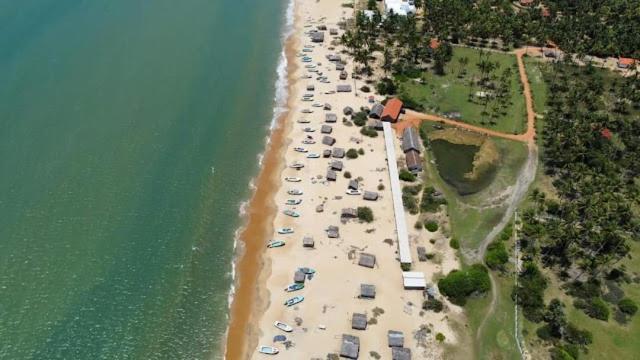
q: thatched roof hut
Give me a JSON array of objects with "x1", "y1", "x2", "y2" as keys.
[
  {"x1": 332, "y1": 147, "x2": 345, "y2": 158},
  {"x1": 351, "y1": 313, "x2": 367, "y2": 330},
  {"x1": 340, "y1": 334, "x2": 360, "y2": 359},
  {"x1": 392, "y1": 347, "x2": 411, "y2": 360},
  {"x1": 337, "y1": 84, "x2": 352, "y2": 92},
  {"x1": 358, "y1": 253, "x2": 376, "y2": 268},
  {"x1": 321, "y1": 125, "x2": 333, "y2": 134},
  {"x1": 363, "y1": 191, "x2": 379, "y2": 201},
  {"x1": 322, "y1": 136, "x2": 336, "y2": 146},
  {"x1": 326, "y1": 170, "x2": 337, "y2": 181},
  {"x1": 323, "y1": 149, "x2": 332, "y2": 158},
  {"x1": 303, "y1": 236, "x2": 315, "y2": 248},
  {"x1": 311, "y1": 31, "x2": 324, "y2": 43},
  {"x1": 369, "y1": 103, "x2": 384, "y2": 119},
  {"x1": 325, "y1": 113, "x2": 337, "y2": 123},
  {"x1": 326, "y1": 225, "x2": 340, "y2": 238},
  {"x1": 388, "y1": 330, "x2": 404, "y2": 347},
  {"x1": 360, "y1": 284, "x2": 376, "y2": 299},
  {"x1": 341, "y1": 208, "x2": 358, "y2": 218},
  {"x1": 402, "y1": 127, "x2": 421, "y2": 153},
  {"x1": 343, "y1": 106, "x2": 354, "y2": 115},
  {"x1": 331, "y1": 160, "x2": 343, "y2": 171},
  {"x1": 324, "y1": 103, "x2": 332, "y2": 110},
  {"x1": 294, "y1": 270, "x2": 306, "y2": 283},
  {"x1": 348, "y1": 179, "x2": 358, "y2": 190}
]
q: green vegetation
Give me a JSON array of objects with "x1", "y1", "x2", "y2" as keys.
[
  {"x1": 401, "y1": 185, "x2": 421, "y2": 215},
  {"x1": 575, "y1": 298, "x2": 610, "y2": 322},
  {"x1": 344, "y1": 171, "x2": 352, "y2": 179},
  {"x1": 618, "y1": 298, "x2": 638, "y2": 316},
  {"x1": 352, "y1": 111, "x2": 367, "y2": 126},
  {"x1": 436, "y1": 333, "x2": 446, "y2": 342},
  {"x1": 424, "y1": 220, "x2": 438, "y2": 232},
  {"x1": 423, "y1": 298, "x2": 444, "y2": 313},
  {"x1": 377, "y1": 183, "x2": 384, "y2": 191},
  {"x1": 357, "y1": 206, "x2": 374, "y2": 223},
  {"x1": 513, "y1": 261, "x2": 548, "y2": 322},
  {"x1": 360, "y1": 126, "x2": 378, "y2": 137},
  {"x1": 414, "y1": 221, "x2": 423, "y2": 230},
  {"x1": 420, "y1": 186, "x2": 446, "y2": 212},
  {"x1": 438, "y1": 264, "x2": 491, "y2": 306},
  {"x1": 399, "y1": 169, "x2": 416, "y2": 182},
  {"x1": 485, "y1": 222, "x2": 512, "y2": 271},
  {"x1": 346, "y1": 148, "x2": 359, "y2": 159},
  {"x1": 449, "y1": 238, "x2": 460, "y2": 250},
  {"x1": 357, "y1": 148, "x2": 365, "y2": 155},
  {"x1": 397, "y1": 47, "x2": 526, "y2": 134}
]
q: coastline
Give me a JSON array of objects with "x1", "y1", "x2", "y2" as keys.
[{"x1": 223, "y1": 0, "x2": 301, "y2": 357}]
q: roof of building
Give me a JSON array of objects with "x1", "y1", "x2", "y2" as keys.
[
  {"x1": 340, "y1": 334, "x2": 360, "y2": 359},
  {"x1": 351, "y1": 313, "x2": 367, "y2": 330},
  {"x1": 429, "y1": 38, "x2": 440, "y2": 50},
  {"x1": 392, "y1": 347, "x2": 411, "y2": 360},
  {"x1": 601, "y1": 128, "x2": 612, "y2": 140},
  {"x1": 405, "y1": 149, "x2": 422, "y2": 170},
  {"x1": 369, "y1": 103, "x2": 384, "y2": 118},
  {"x1": 358, "y1": 253, "x2": 376, "y2": 268},
  {"x1": 331, "y1": 160, "x2": 343, "y2": 170},
  {"x1": 402, "y1": 272, "x2": 426, "y2": 289},
  {"x1": 360, "y1": 284, "x2": 376, "y2": 298},
  {"x1": 322, "y1": 136, "x2": 336, "y2": 146},
  {"x1": 388, "y1": 330, "x2": 404, "y2": 347},
  {"x1": 333, "y1": 147, "x2": 345, "y2": 158},
  {"x1": 384, "y1": 0, "x2": 416, "y2": 16},
  {"x1": 619, "y1": 57, "x2": 636, "y2": 66},
  {"x1": 363, "y1": 191, "x2": 379, "y2": 201},
  {"x1": 321, "y1": 125, "x2": 333, "y2": 134},
  {"x1": 402, "y1": 127, "x2": 421, "y2": 153},
  {"x1": 382, "y1": 98, "x2": 403, "y2": 121}
]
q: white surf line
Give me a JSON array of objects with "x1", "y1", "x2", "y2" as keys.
[{"x1": 382, "y1": 122, "x2": 412, "y2": 266}]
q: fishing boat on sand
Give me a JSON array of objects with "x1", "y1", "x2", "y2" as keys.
[
  {"x1": 285, "y1": 177, "x2": 301, "y2": 182},
  {"x1": 298, "y1": 267, "x2": 315, "y2": 275},
  {"x1": 285, "y1": 283, "x2": 304, "y2": 292},
  {"x1": 287, "y1": 189, "x2": 303, "y2": 195},
  {"x1": 257, "y1": 346, "x2": 279, "y2": 355},
  {"x1": 267, "y1": 240, "x2": 285, "y2": 248},
  {"x1": 274, "y1": 321, "x2": 293, "y2": 332},
  {"x1": 277, "y1": 228, "x2": 294, "y2": 234},
  {"x1": 284, "y1": 296, "x2": 304, "y2": 307},
  {"x1": 286, "y1": 199, "x2": 302, "y2": 205},
  {"x1": 283, "y1": 210, "x2": 300, "y2": 218}
]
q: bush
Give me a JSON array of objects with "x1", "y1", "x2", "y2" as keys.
[
  {"x1": 438, "y1": 264, "x2": 491, "y2": 306},
  {"x1": 377, "y1": 183, "x2": 385, "y2": 191},
  {"x1": 357, "y1": 207, "x2": 374, "y2": 223},
  {"x1": 358, "y1": 148, "x2": 365, "y2": 155},
  {"x1": 414, "y1": 221, "x2": 423, "y2": 230},
  {"x1": 360, "y1": 127, "x2": 378, "y2": 137},
  {"x1": 376, "y1": 77, "x2": 397, "y2": 95},
  {"x1": 582, "y1": 298, "x2": 610, "y2": 321},
  {"x1": 402, "y1": 192, "x2": 419, "y2": 214},
  {"x1": 353, "y1": 111, "x2": 368, "y2": 126},
  {"x1": 485, "y1": 241, "x2": 509, "y2": 270},
  {"x1": 435, "y1": 333, "x2": 445, "y2": 342},
  {"x1": 399, "y1": 169, "x2": 416, "y2": 182},
  {"x1": 424, "y1": 221, "x2": 439, "y2": 232},
  {"x1": 449, "y1": 238, "x2": 460, "y2": 250},
  {"x1": 344, "y1": 171, "x2": 352, "y2": 179},
  {"x1": 550, "y1": 347, "x2": 576, "y2": 360},
  {"x1": 564, "y1": 323, "x2": 593, "y2": 346},
  {"x1": 346, "y1": 148, "x2": 359, "y2": 159},
  {"x1": 420, "y1": 186, "x2": 447, "y2": 212},
  {"x1": 513, "y1": 262, "x2": 547, "y2": 322},
  {"x1": 618, "y1": 298, "x2": 638, "y2": 316},
  {"x1": 401, "y1": 262, "x2": 411, "y2": 271},
  {"x1": 360, "y1": 85, "x2": 371, "y2": 93},
  {"x1": 423, "y1": 298, "x2": 444, "y2": 313},
  {"x1": 402, "y1": 185, "x2": 421, "y2": 195}
]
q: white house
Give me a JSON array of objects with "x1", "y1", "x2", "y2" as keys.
[{"x1": 384, "y1": 0, "x2": 416, "y2": 16}]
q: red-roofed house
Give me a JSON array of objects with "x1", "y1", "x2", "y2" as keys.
[
  {"x1": 519, "y1": 0, "x2": 534, "y2": 6},
  {"x1": 541, "y1": 6, "x2": 550, "y2": 17},
  {"x1": 429, "y1": 38, "x2": 440, "y2": 50},
  {"x1": 381, "y1": 98, "x2": 403, "y2": 123},
  {"x1": 618, "y1": 57, "x2": 636, "y2": 69},
  {"x1": 601, "y1": 128, "x2": 612, "y2": 140}
]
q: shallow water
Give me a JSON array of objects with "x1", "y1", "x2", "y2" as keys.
[
  {"x1": 430, "y1": 139, "x2": 494, "y2": 195},
  {"x1": 0, "y1": 0, "x2": 286, "y2": 358}
]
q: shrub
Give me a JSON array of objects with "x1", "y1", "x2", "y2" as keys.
[
  {"x1": 484, "y1": 241, "x2": 509, "y2": 270},
  {"x1": 399, "y1": 169, "x2": 416, "y2": 182},
  {"x1": 550, "y1": 347, "x2": 576, "y2": 360},
  {"x1": 583, "y1": 298, "x2": 610, "y2": 321},
  {"x1": 401, "y1": 262, "x2": 411, "y2": 271},
  {"x1": 435, "y1": 333, "x2": 445, "y2": 342},
  {"x1": 449, "y1": 238, "x2": 460, "y2": 250},
  {"x1": 358, "y1": 148, "x2": 365, "y2": 155},
  {"x1": 513, "y1": 262, "x2": 547, "y2": 322},
  {"x1": 357, "y1": 207, "x2": 374, "y2": 223},
  {"x1": 423, "y1": 298, "x2": 444, "y2": 312},
  {"x1": 424, "y1": 221, "x2": 439, "y2": 232},
  {"x1": 420, "y1": 186, "x2": 447, "y2": 212},
  {"x1": 377, "y1": 183, "x2": 385, "y2": 191},
  {"x1": 376, "y1": 78, "x2": 397, "y2": 95},
  {"x1": 564, "y1": 323, "x2": 593, "y2": 346},
  {"x1": 344, "y1": 171, "x2": 352, "y2": 179},
  {"x1": 438, "y1": 264, "x2": 491, "y2": 306},
  {"x1": 346, "y1": 148, "x2": 359, "y2": 159},
  {"x1": 360, "y1": 85, "x2": 371, "y2": 93},
  {"x1": 618, "y1": 298, "x2": 638, "y2": 316},
  {"x1": 414, "y1": 221, "x2": 423, "y2": 230},
  {"x1": 360, "y1": 127, "x2": 378, "y2": 137},
  {"x1": 402, "y1": 185, "x2": 421, "y2": 195},
  {"x1": 353, "y1": 111, "x2": 368, "y2": 126},
  {"x1": 402, "y1": 192, "x2": 419, "y2": 214}
]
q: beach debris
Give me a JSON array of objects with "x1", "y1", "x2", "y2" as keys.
[
  {"x1": 388, "y1": 330, "x2": 404, "y2": 348},
  {"x1": 316, "y1": 204, "x2": 324, "y2": 213},
  {"x1": 359, "y1": 284, "x2": 376, "y2": 299},
  {"x1": 340, "y1": 334, "x2": 360, "y2": 359},
  {"x1": 294, "y1": 317, "x2": 303, "y2": 326},
  {"x1": 358, "y1": 253, "x2": 376, "y2": 268},
  {"x1": 392, "y1": 347, "x2": 412, "y2": 360},
  {"x1": 351, "y1": 313, "x2": 367, "y2": 330}
]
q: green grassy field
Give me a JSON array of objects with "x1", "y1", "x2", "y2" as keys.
[{"x1": 397, "y1": 47, "x2": 527, "y2": 134}]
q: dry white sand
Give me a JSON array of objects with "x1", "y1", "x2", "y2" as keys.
[{"x1": 248, "y1": 0, "x2": 462, "y2": 358}]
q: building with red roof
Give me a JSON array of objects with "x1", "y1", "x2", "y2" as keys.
[
  {"x1": 600, "y1": 128, "x2": 612, "y2": 140},
  {"x1": 429, "y1": 38, "x2": 440, "y2": 50},
  {"x1": 618, "y1": 57, "x2": 636, "y2": 69},
  {"x1": 381, "y1": 98, "x2": 403, "y2": 123}
]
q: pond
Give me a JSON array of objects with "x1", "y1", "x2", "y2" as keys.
[{"x1": 430, "y1": 139, "x2": 497, "y2": 195}]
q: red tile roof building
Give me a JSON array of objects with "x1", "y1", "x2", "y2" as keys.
[{"x1": 381, "y1": 98, "x2": 403, "y2": 123}]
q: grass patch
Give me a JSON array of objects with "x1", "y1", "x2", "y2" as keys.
[{"x1": 397, "y1": 47, "x2": 527, "y2": 134}]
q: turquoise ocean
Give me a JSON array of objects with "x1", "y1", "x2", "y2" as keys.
[{"x1": 0, "y1": 0, "x2": 289, "y2": 358}]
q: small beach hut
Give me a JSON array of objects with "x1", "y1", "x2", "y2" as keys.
[
  {"x1": 337, "y1": 84, "x2": 352, "y2": 92},
  {"x1": 317, "y1": 24, "x2": 327, "y2": 30},
  {"x1": 381, "y1": 98, "x2": 403, "y2": 123},
  {"x1": 369, "y1": 103, "x2": 384, "y2": 119},
  {"x1": 332, "y1": 147, "x2": 345, "y2": 158},
  {"x1": 402, "y1": 272, "x2": 426, "y2": 290},
  {"x1": 367, "y1": 119, "x2": 383, "y2": 130},
  {"x1": 326, "y1": 225, "x2": 340, "y2": 238},
  {"x1": 322, "y1": 136, "x2": 336, "y2": 146},
  {"x1": 388, "y1": 330, "x2": 404, "y2": 347},
  {"x1": 325, "y1": 113, "x2": 337, "y2": 123},
  {"x1": 351, "y1": 313, "x2": 367, "y2": 330},
  {"x1": 330, "y1": 160, "x2": 343, "y2": 171},
  {"x1": 417, "y1": 246, "x2": 427, "y2": 262},
  {"x1": 336, "y1": 63, "x2": 345, "y2": 71},
  {"x1": 405, "y1": 149, "x2": 423, "y2": 173},
  {"x1": 306, "y1": 84, "x2": 315, "y2": 91},
  {"x1": 363, "y1": 191, "x2": 379, "y2": 201},
  {"x1": 401, "y1": 127, "x2": 421, "y2": 153},
  {"x1": 324, "y1": 103, "x2": 332, "y2": 110},
  {"x1": 343, "y1": 106, "x2": 354, "y2": 115},
  {"x1": 321, "y1": 125, "x2": 333, "y2": 134},
  {"x1": 360, "y1": 284, "x2": 376, "y2": 299},
  {"x1": 341, "y1": 208, "x2": 358, "y2": 219},
  {"x1": 326, "y1": 170, "x2": 337, "y2": 181},
  {"x1": 392, "y1": 347, "x2": 411, "y2": 360},
  {"x1": 330, "y1": 28, "x2": 338, "y2": 35},
  {"x1": 310, "y1": 31, "x2": 324, "y2": 43},
  {"x1": 340, "y1": 334, "x2": 360, "y2": 359},
  {"x1": 323, "y1": 149, "x2": 332, "y2": 158},
  {"x1": 358, "y1": 253, "x2": 376, "y2": 268},
  {"x1": 294, "y1": 270, "x2": 306, "y2": 283},
  {"x1": 339, "y1": 71, "x2": 348, "y2": 80},
  {"x1": 348, "y1": 179, "x2": 358, "y2": 190},
  {"x1": 303, "y1": 236, "x2": 315, "y2": 248}
]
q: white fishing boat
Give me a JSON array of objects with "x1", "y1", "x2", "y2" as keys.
[
  {"x1": 293, "y1": 147, "x2": 308, "y2": 153},
  {"x1": 277, "y1": 228, "x2": 294, "y2": 234},
  {"x1": 306, "y1": 153, "x2": 320, "y2": 158},
  {"x1": 284, "y1": 177, "x2": 301, "y2": 182},
  {"x1": 257, "y1": 346, "x2": 279, "y2": 355},
  {"x1": 346, "y1": 189, "x2": 362, "y2": 195},
  {"x1": 273, "y1": 321, "x2": 293, "y2": 332},
  {"x1": 287, "y1": 189, "x2": 303, "y2": 195},
  {"x1": 297, "y1": 118, "x2": 310, "y2": 123}
]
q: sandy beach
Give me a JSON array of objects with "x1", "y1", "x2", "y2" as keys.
[{"x1": 226, "y1": 0, "x2": 463, "y2": 358}]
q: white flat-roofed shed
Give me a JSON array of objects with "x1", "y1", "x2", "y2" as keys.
[
  {"x1": 383, "y1": 122, "x2": 412, "y2": 265},
  {"x1": 402, "y1": 272, "x2": 426, "y2": 289}
]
